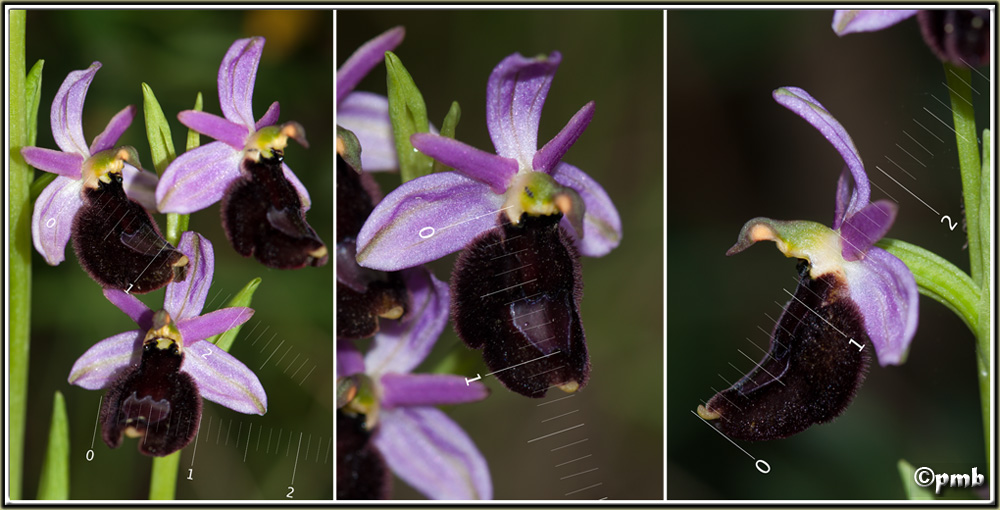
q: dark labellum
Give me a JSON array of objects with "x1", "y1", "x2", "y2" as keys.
[
  {"x1": 337, "y1": 409, "x2": 391, "y2": 500},
  {"x1": 917, "y1": 10, "x2": 990, "y2": 68},
  {"x1": 335, "y1": 153, "x2": 408, "y2": 339},
  {"x1": 451, "y1": 213, "x2": 587, "y2": 398},
  {"x1": 73, "y1": 173, "x2": 188, "y2": 293},
  {"x1": 100, "y1": 331, "x2": 201, "y2": 457},
  {"x1": 222, "y1": 150, "x2": 328, "y2": 269},
  {"x1": 699, "y1": 260, "x2": 870, "y2": 441}
]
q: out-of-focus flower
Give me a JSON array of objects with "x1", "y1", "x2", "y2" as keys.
[
  {"x1": 697, "y1": 87, "x2": 919, "y2": 440},
  {"x1": 68, "y1": 232, "x2": 265, "y2": 456}
]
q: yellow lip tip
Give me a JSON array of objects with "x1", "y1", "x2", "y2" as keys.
[
  {"x1": 697, "y1": 404, "x2": 722, "y2": 421},
  {"x1": 556, "y1": 380, "x2": 580, "y2": 394}
]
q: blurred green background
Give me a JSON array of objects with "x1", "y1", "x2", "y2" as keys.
[
  {"x1": 338, "y1": 10, "x2": 664, "y2": 500},
  {"x1": 668, "y1": 10, "x2": 989, "y2": 500},
  {"x1": 19, "y1": 10, "x2": 333, "y2": 500}
]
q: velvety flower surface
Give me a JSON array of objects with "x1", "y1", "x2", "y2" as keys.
[
  {"x1": 833, "y1": 9, "x2": 990, "y2": 67},
  {"x1": 21, "y1": 62, "x2": 160, "y2": 266},
  {"x1": 68, "y1": 231, "x2": 266, "y2": 454},
  {"x1": 355, "y1": 51, "x2": 622, "y2": 272},
  {"x1": 697, "y1": 87, "x2": 919, "y2": 440},
  {"x1": 337, "y1": 269, "x2": 492, "y2": 500},
  {"x1": 336, "y1": 26, "x2": 405, "y2": 172}
]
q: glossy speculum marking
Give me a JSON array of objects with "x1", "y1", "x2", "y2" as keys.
[
  {"x1": 222, "y1": 151, "x2": 328, "y2": 269},
  {"x1": 699, "y1": 260, "x2": 870, "y2": 440},
  {"x1": 74, "y1": 172, "x2": 188, "y2": 293},
  {"x1": 451, "y1": 213, "x2": 588, "y2": 398}
]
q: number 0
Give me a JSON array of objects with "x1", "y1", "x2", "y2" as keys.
[{"x1": 86, "y1": 449, "x2": 94, "y2": 461}]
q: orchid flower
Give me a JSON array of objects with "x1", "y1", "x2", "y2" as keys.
[
  {"x1": 697, "y1": 87, "x2": 919, "y2": 440},
  {"x1": 833, "y1": 9, "x2": 990, "y2": 68},
  {"x1": 20, "y1": 63, "x2": 187, "y2": 292},
  {"x1": 156, "y1": 37, "x2": 326, "y2": 269},
  {"x1": 337, "y1": 26, "x2": 405, "y2": 172},
  {"x1": 337, "y1": 269, "x2": 491, "y2": 500},
  {"x1": 68, "y1": 231, "x2": 265, "y2": 455}
]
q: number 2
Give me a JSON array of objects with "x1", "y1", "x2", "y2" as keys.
[{"x1": 286, "y1": 486, "x2": 294, "y2": 499}]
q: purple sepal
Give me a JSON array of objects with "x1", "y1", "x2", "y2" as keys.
[
  {"x1": 104, "y1": 288, "x2": 154, "y2": 329},
  {"x1": 67, "y1": 330, "x2": 143, "y2": 389},
  {"x1": 365, "y1": 268, "x2": 450, "y2": 375},
  {"x1": 551, "y1": 162, "x2": 622, "y2": 257},
  {"x1": 486, "y1": 52, "x2": 561, "y2": 164},
  {"x1": 411, "y1": 133, "x2": 518, "y2": 193},
  {"x1": 337, "y1": 340, "x2": 365, "y2": 377},
  {"x1": 156, "y1": 141, "x2": 242, "y2": 213},
  {"x1": 533, "y1": 101, "x2": 595, "y2": 173},
  {"x1": 256, "y1": 101, "x2": 280, "y2": 130},
  {"x1": 20, "y1": 147, "x2": 83, "y2": 179},
  {"x1": 774, "y1": 87, "x2": 869, "y2": 218},
  {"x1": 90, "y1": 105, "x2": 136, "y2": 154},
  {"x1": 31, "y1": 176, "x2": 84, "y2": 265},
  {"x1": 337, "y1": 26, "x2": 405, "y2": 104},
  {"x1": 380, "y1": 374, "x2": 488, "y2": 409},
  {"x1": 338, "y1": 92, "x2": 398, "y2": 172},
  {"x1": 165, "y1": 231, "x2": 213, "y2": 320},
  {"x1": 183, "y1": 339, "x2": 268, "y2": 414},
  {"x1": 178, "y1": 110, "x2": 249, "y2": 150},
  {"x1": 844, "y1": 247, "x2": 919, "y2": 366},
  {"x1": 374, "y1": 407, "x2": 493, "y2": 500},
  {"x1": 218, "y1": 37, "x2": 264, "y2": 129},
  {"x1": 51, "y1": 62, "x2": 100, "y2": 156},
  {"x1": 355, "y1": 172, "x2": 504, "y2": 271},
  {"x1": 833, "y1": 10, "x2": 919, "y2": 35},
  {"x1": 840, "y1": 200, "x2": 897, "y2": 262}
]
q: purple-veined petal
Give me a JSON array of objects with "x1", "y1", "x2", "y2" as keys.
[
  {"x1": 337, "y1": 339, "x2": 366, "y2": 377},
  {"x1": 177, "y1": 307, "x2": 254, "y2": 343},
  {"x1": 103, "y1": 288, "x2": 154, "y2": 330},
  {"x1": 164, "y1": 231, "x2": 213, "y2": 320},
  {"x1": 121, "y1": 163, "x2": 159, "y2": 212},
  {"x1": 833, "y1": 167, "x2": 851, "y2": 229},
  {"x1": 31, "y1": 176, "x2": 84, "y2": 265},
  {"x1": 281, "y1": 162, "x2": 312, "y2": 211},
  {"x1": 355, "y1": 172, "x2": 504, "y2": 271},
  {"x1": 90, "y1": 105, "x2": 136, "y2": 154},
  {"x1": 843, "y1": 247, "x2": 919, "y2": 366},
  {"x1": 68, "y1": 330, "x2": 143, "y2": 389},
  {"x1": 839, "y1": 200, "x2": 897, "y2": 261},
  {"x1": 255, "y1": 101, "x2": 280, "y2": 130},
  {"x1": 375, "y1": 407, "x2": 492, "y2": 500},
  {"x1": 773, "y1": 87, "x2": 870, "y2": 218},
  {"x1": 365, "y1": 267, "x2": 449, "y2": 375},
  {"x1": 336, "y1": 26, "x2": 405, "y2": 105},
  {"x1": 551, "y1": 162, "x2": 622, "y2": 257},
  {"x1": 20, "y1": 147, "x2": 84, "y2": 178},
  {"x1": 182, "y1": 340, "x2": 267, "y2": 414},
  {"x1": 486, "y1": 52, "x2": 561, "y2": 164},
  {"x1": 338, "y1": 91, "x2": 398, "y2": 172},
  {"x1": 380, "y1": 374, "x2": 488, "y2": 409},
  {"x1": 411, "y1": 133, "x2": 518, "y2": 194},
  {"x1": 218, "y1": 37, "x2": 264, "y2": 129},
  {"x1": 178, "y1": 110, "x2": 249, "y2": 150},
  {"x1": 156, "y1": 141, "x2": 241, "y2": 214},
  {"x1": 533, "y1": 101, "x2": 595, "y2": 174},
  {"x1": 51, "y1": 62, "x2": 100, "y2": 157},
  {"x1": 833, "y1": 10, "x2": 919, "y2": 35}
]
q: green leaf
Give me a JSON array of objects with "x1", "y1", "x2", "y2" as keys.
[
  {"x1": 875, "y1": 238, "x2": 978, "y2": 332},
  {"x1": 385, "y1": 51, "x2": 434, "y2": 182},
  {"x1": 207, "y1": 277, "x2": 262, "y2": 353},
  {"x1": 186, "y1": 92, "x2": 203, "y2": 152},
  {"x1": 37, "y1": 391, "x2": 69, "y2": 500},
  {"x1": 430, "y1": 341, "x2": 485, "y2": 377},
  {"x1": 141, "y1": 83, "x2": 177, "y2": 176},
  {"x1": 165, "y1": 214, "x2": 189, "y2": 247},
  {"x1": 25, "y1": 59, "x2": 44, "y2": 148},
  {"x1": 898, "y1": 459, "x2": 935, "y2": 500},
  {"x1": 433, "y1": 101, "x2": 462, "y2": 174}
]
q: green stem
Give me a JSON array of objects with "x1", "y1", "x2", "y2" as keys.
[
  {"x1": 876, "y1": 238, "x2": 978, "y2": 331},
  {"x1": 8, "y1": 10, "x2": 31, "y2": 501},
  {"x1": 943, "y1": 63, "x2": 982, "y2": 287},
  {"x1": 148, "y1": 452, "x2": 181, "y2": 500}
]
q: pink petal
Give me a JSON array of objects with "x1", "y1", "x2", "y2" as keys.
[
  {"x1": 380, "y1": 374, "x2": 488, "y2": 409},
  {"x1": 337, "y1": 340, "x2": 365, "y2": 377},
  {"x1": 178, "y1": 110, "x2": 249, "y2": 150},
  {"x1": 177, "y1": 307, "x2": 254, "y2": 343},
  {"x1": 336, "y1": 26, "x2": 405, "y2": 104},
  {"x1": 411, "y1": 133, "x2": 518, "y2": 194},
  {"x1": 833, "y1": 10, "x2": 919, "y2": 35},
  {"x1": 533, "y1": 101, "x2": 595, "y2": 173},
  {"x1": 90, "y1": 105, "x2": 136, "y2": 154},
  {"x1": 255, "y1": 101, "x2": 280, "y2": 130},
  {"x1": 103, "y1": 288, "x2": 154, "y2": 330},
  {"x1": 20, "y1": 147, "x2": 84, "y2": 179}
]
